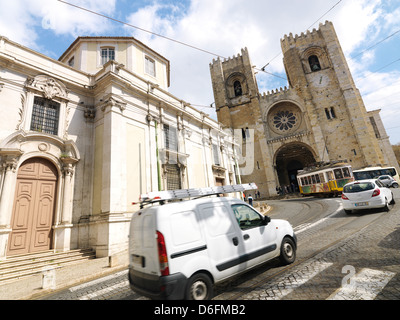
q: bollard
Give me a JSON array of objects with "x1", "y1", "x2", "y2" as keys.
[{"x1": 42, "y1": 267, "x2": 56, "y2": 290}]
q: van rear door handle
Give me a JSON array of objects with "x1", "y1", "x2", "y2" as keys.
[
  {"x1": 243, "y1": 234, "x2": 250, "y2": 240},
  {"x1": 232, "y1": 237, "x2": 239, "y2": 246}
]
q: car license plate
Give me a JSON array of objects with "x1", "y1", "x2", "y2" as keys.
[{"x1": 355, "y1": 202, "x2": 368, "y2": 207}]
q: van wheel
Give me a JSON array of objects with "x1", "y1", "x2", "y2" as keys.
[
  {"x1": 279, "y1": 237, "x2": 296, "y2": 265},
  {"x1": 185, "y1": 273, "x2": 213, "y2": 300}
]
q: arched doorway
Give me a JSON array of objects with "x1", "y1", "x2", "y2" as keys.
[
  {"x1": 7, "y1": 158, "x2": 58, "y2": 256},
  {"x1": 275, "y1": 143, "x2": 316, "y2": 190}
]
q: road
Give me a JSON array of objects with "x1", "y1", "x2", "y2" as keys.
[{"x1": 40, "y1": 189, "x2": 400, "y2": 300}]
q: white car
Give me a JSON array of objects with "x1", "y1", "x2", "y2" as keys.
[
  {"x1": 341, "y1": 179, "x2": 395, "y2": 214},
  {"x1": 375, "y1": 175, "x2": 399, "y2": 188}
]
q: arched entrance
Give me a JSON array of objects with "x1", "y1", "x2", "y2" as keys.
[
  {"x1": 7, "y1": 158, "x2": 58, "y2": 256},
  {"x1": 275, "y1": 143, "x2": 316, "y2": 190}
]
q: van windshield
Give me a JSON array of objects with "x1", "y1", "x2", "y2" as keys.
[{"x1": 343, "y1": 182, "x2": 374, "y2": 193}]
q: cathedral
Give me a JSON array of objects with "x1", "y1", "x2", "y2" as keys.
[{"x1": 210, "y1": 21, "x2": 399, "y2": 198}]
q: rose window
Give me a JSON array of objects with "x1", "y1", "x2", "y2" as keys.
[
  {"x1": 273, "y1": 111, "x2": 297, "y2": 131},
  {"x1": 267, "y1": 104, "x2": 302, "y2": 135}
]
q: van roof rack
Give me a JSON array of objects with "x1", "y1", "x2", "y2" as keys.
[{"x1": 133, "y1": 183, "x2": 258, "y2": 209}]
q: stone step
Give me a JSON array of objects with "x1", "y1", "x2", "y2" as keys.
[{"x1": 0, "y1": 249, "x2": 96, "y2": 283}]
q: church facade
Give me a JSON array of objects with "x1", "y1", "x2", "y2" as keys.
[
  {"x1": 0, "y1": 36, "x2": 240, "y2": 259},
  {"x1": 210, "y1": 21, "x2": 399, "y2": 198}
]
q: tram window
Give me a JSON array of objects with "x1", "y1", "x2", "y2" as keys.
[
  {"x1": 315, "y1": 174, "x2": 321, "y2": 183},
  {"x1": 327, "y1": 171, "x2": 334, "y2": 181},
  {"x1": 319, "y1": 173, "x2": 325, "y2": 183},
  {"x1": 301, "y1": 177, "x2": 305, "y2": 186},
  {"x1": 334, "y1": 169, "x2": 343, "y2": 179},
  {"x1": 342, "y1": 167, "x2": 351, "y2": 178},
  {"x1": 312, "y1": 175, "x2": 317, "y2": 184}
]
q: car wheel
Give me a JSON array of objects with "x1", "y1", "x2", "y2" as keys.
[
  {"x1": 390, "y1": 193, "x2": 396, "y2": 205},
  {"x1": 384, "y1": 198, "x2": 391, "y2": 212},
  {"x1": 279, "y1": 237, "x2": 296, "y2": 265},
  {"x1": 185, "y1": 273, "x2": 213, "y2": 300},
  {"x1": 393, "y1": 183, "x2": 399, "y2": 188}
]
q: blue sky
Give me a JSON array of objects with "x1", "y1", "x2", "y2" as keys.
[{"x1": 1, "y1": 0, "x2": 400, "y2": 144}]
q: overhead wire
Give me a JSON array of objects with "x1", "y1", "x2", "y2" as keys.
[
  {"x1": 35, "y1": 1, "x2": 400, "y2": 117},
  {"x1": 57, "y1": 0, "x2": 286, "y2": 81},
  {"x1": 57, "y1": 0, "x2": 225, "y2": 60},
  {"x1": 349, "y1": 28, "x2": 400, "y2": 60},
  {"x1": 261, "y1": 0, "x2": 343, "y2": 71}
]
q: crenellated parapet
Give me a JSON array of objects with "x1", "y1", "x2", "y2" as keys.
[
  {"x1": 280, "y1": 20, "x2": 334, "y2": 53},
  {"x1": 210, "y1": 47, "x2": 250, "y2": 68},
  {"x1": 259, "y1": 85, "x2": 305, "y2": 107}
]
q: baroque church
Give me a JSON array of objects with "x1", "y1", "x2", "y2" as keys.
[
  {"x1": 210, "y1": 21, "x2": 400, "y2": 198},
  {"x1": 0, "y1": 35, "x2": 240, "y2": 259}
]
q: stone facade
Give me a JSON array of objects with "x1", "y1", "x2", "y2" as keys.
[
  {"x1": 210, "y1": 21, "x2": 400, "y2": 197},
  {"x1": 0, "y1": 36, "x2": 240, "y2": 259}
]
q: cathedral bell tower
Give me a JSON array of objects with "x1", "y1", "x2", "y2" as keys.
[
  {"x1": 210, "y1": 21, "x2": 399, "y2": 198},
  {"x1": 280, "y1": 21, "x2": 385, "y2": 168},
  {"x1": 210, "y1": 48, "x2": 271, "y2": 197}
]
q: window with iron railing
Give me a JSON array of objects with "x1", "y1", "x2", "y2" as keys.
[
  {"x1": 30, "y1": 96, "x2": 60, "y2": 135},
  {"x1": 164, "y1": 124, "x2": 178, "y2": 152}
]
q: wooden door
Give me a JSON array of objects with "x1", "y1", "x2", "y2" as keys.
[{"x1": 7, "y1": 158, "x2": 58, "y2": 256}]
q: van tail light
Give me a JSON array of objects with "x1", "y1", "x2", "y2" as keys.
[
  {"x1": 372, "y1": 189, "x2": 381, "y2": 197},
  {"x1": 156, "y1": 231, "x2": 169, "y2": 276},
  {"x1": 341, "y1": 193, "x2": 349, "y2": 200}
]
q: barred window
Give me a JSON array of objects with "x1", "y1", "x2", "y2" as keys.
[
  {"x1": 164, "y1": 124, "x2": 178, "y2": 151},
  {"x1": 166, "y1": 164, "x2": 181, "y2": 190},
  {"x1": 30, "y1": 96, "x2": 60, "y2": 135},
  {"x1": 213, "y1": 144, "x2": 220, "y2": 166}
]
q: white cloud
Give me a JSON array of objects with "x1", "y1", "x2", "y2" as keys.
[
  {"x1": 358, "y1": 70, "x2": 400, "y2": 141},
  {"x1": 0, "y1": 0, "x2": 117, "y2": 49},
  {"x1": 125, "y1": 0, "x2": 347, "y2": 115},
  {"x1": 2, "y1": 0, "x2": 399, "y2": 142},
  {"x1": 123, "y1": 0, "x2": 395, "y2": 122},
  {"x1": 0, "y1": 1, "x2": 38, "y2": 48}
]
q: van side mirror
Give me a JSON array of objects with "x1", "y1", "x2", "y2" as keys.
[{"x1": 263, "y1": 216, "x2": 271, "y2": 225}]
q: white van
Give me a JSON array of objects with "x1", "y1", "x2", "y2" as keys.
[{"x1": 128, "y1": 187, "x2": 297, "y2": 300}]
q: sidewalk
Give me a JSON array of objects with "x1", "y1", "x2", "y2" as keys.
[
  {"x1": 0, "y1": 200, "x2": 272, "y2": 300},
  {"x1": 0, "y1": 250, "x2": 129, "y2": 300}
]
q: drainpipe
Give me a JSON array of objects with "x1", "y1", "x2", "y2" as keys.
[{"x1": 155, "y1": 120, "x2": 162, "y2": 191}]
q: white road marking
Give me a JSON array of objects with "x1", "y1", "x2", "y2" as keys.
[
  {"x1": 243, "y1": 261, "x2": 333, "y2": 300},
  {"x1": 327, "y1": 268, "x2": 395, "y2": 300},
  {"x1": 295, "y1": 202, "x2": 343, "y2": 234}
]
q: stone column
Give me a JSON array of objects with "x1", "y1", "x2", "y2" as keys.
[
  {"x1": 53, "y1": 157, "x2": 78, "y2": 252},
  {"x1": 0, "y1": 149, "x2": 23, "y2": 259}
]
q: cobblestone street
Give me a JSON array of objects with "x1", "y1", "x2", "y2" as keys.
[{"x1": 40, "y1": 192, "x2": 400, "y2": 301}]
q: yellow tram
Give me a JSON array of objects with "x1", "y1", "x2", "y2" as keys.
[{"x1": 297, "y1": 162, "x2": 354, "y2": 197}]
